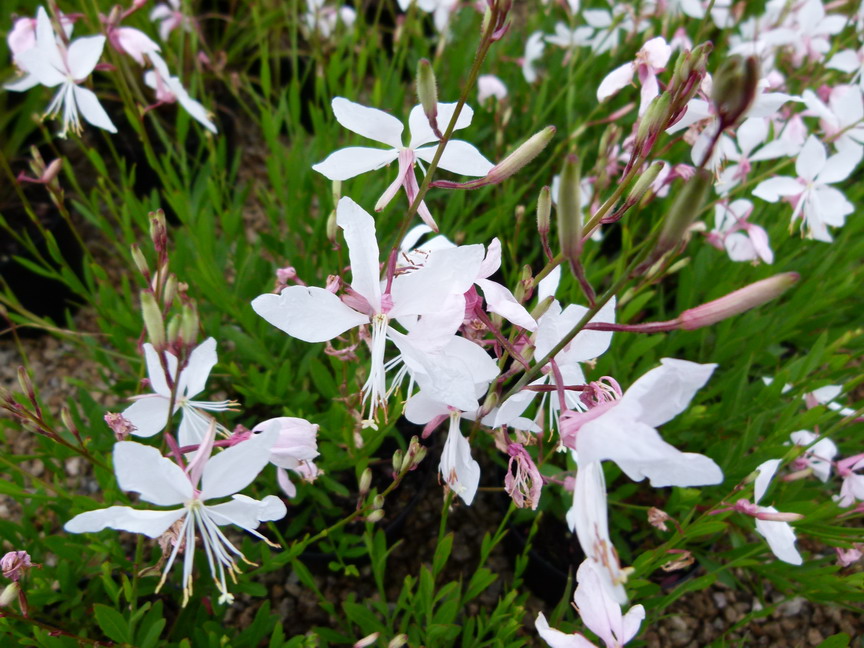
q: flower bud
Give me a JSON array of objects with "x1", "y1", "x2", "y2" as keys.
[
  {"x1": 180, "y1": 305, "x2": 199, "y2": 345},
  {"x1": 140, "y1": 291, "x2": 166, "y2": 350},
  {"x1": 537, "y1": 185, "x2": 551, "y2": 236},
  {"x1": 557, "y1": 154, "x2": 582, "y2": 265},
  {"x1": 1, "y1": 551, "x2": 32, "y2": 581},
  {"x1": 755, "y1": 510, "x2": 805, "y2": 522},
  {"x1": 388, "y1": 635, "x2": 408, "y2": 648},
  {"x1": 326, "y1": 209, "x2": 338, "y2": 245},
  {"x1": 358, "y1": 468, "x2": 373, "y2": 495},
  {"x1": 655, "y1": 169, "x2": 712, "y2": 256},
  {"x1": 366, "y1": 509, "x2": 385, "y2": 523},
  {"x1": 412, "y1": 445, "x2": 427, "y2": 466},
  {"x1": 487, "y1": 126, "x2": 556, "y2": 184},
  {"x1": 60, "y1": 405, "x2": 80, "y2": 440},
  {"x1": 163, "y1": 274, "x2": 178, "y2": 306},
  {"x1": 626, "y1": 161, "x2": 664, "y2": 206},
  {"x1": 712, "y1": 55, "x2": 759, "y2": 129},
  {"x1": 635, "y1": 93, "x2": 671, "y2": 154},
  {"x1": 530, "y1": 294, "x2": 555, "y2": 321},
  {"x1": 0, "y1": 582, "x2": 19, "y2": 608},
  {"x1": 416, "y1": 59, "x2": 439, "y2": 136},
  {"x1": 678, "y1": 273, "x2": 799, "y2": 330},
  {"x1": 354, "y1": 633, "x2": 380, "y2": 648},
  {"x1": 392, "y1": 449, "x2": 404, "y2": 475},
  {"x1": 149, "y1": 209, "x2": 168, "y2": 254},
  {"x1": 16, "y1": 367, "x2": 35, "y2": 403},
  {"x1": 166, "y1": 314, "x2": 181, "y2": 346},
  {"x1": 372, "y1": 494, "x2": 385, "y2": 510},
  {"x1": 42, "y1": 158, "x2": 62, "y2": 184},
  {"x1": 130, "y1": 244, "x2": 150, "y2": 278}
]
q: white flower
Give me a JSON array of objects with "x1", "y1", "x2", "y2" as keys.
[
  {"x1": 5, "y1": 7, "x2": 116, "y2": 137},
  {"x1": 752, "y1": 135, "x2": 860, "y2": 242},
  {"x1": 522, "y1": 32, "x2": 545, "y2": 83},
  {"x1": 750, "y1": 459, "x2": 804, "y2": 565},
  {"x1": 122, "y1": 337, "x2": 235, "y2": 447},
  {"x1": 150, "y1": 0, "x2": 194, "y2": 41},
  {"x1": 144, "y1": 52, "x2": 218, "y2": 134},
  {"x1": 708, "y1": 199, "x2": 773, "y2": 264},
  {"x1": 312, "y1": 98, "x2": 491, "y2": 230},
  {"x1": 64, "y1": 429, "x2": 286, "y2": 605},
  {"x1": 477, "y1": 74, "x2": 507, "y2": 103},
  {"x1": 596, "y1": 37, "x2": 671, "y2": 115},
  {"x1": 789, "y1": 430, "x2": 837, "y2": 482},
  {"x1": 251, "y1": 416, "x2": 320, "y2": 497}
]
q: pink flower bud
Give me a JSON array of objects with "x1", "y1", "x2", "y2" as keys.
[
  {"x1": 104, "y1": 412, "x2": 136, "y2": 440},
  {"x1": 1, "y1": 551, "x2": 32, "y2": 582},
  {"x1": 678, "y1": 273, "x2": 799, "y2": 330}
]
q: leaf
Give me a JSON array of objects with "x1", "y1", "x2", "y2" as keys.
[
  {"x1": 817, "y1": 634, "x2": 850, "y2": 648},
  {"x1": 94, "y1": 603, "x2": 131, "y2": 644},
  {"x1": 433, "y1": 533, "x2": 454, "y2": 577}
]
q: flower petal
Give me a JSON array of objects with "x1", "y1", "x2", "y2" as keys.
[
  {"x1": 68, "y1": 35, "x2": 106, "y2": 80},
  {"x1": 114, "y1": 441, "x2": 193, "y2": 505},
  {"x1": 311, "y1": 146, "x2": 399, "y2": 181},
  {"x1": 337, "y1": 197, "x2": 382, "y2": 310},
  {"x1": 535, "y1": 613, "x2": 596, "y2": 648},
  {"x1": 201, "y1": 429, "x2": 278, "y2": 500},
  {"x1": 205, "y1": 494, "x2": 287, "y2": 530},
  {"x1": 179, "y1": 337, "x2": 217, "y2": 398},
  {"x1": 755, "y1": 510, "x2": 803, "y2": 565},
  {"x1": 123, "y1": 395, "x2": 173, "y2": 438},
  {"x1": 795, "y1": 136, "x2": 826, "y2": 182},
  {"x1": 618, "y1": 358, "x2": 716, "y2": 427},
  {"x1": 415, "y1": 140, "x2": 494, "y2": 177},
  {"x1": 72, "y1": 85, "x2": 117, "y2": 133},
  {"x1": 440, "y1": 421, "x2": 480, "y2": 505},
  {"x1": 754, "y1": 459, "x2": 781, "y2": 503},
  {"x1": 252, "y1": 286, "x2": 369, "y2": 343},
  {"x1": 331, "y1": 97, "x2": 404, "y2": 148},
  {"x1": 408, "y1": 102, "x2": 474, "y2": 148},
  {"x1": 597, "y1": 61, "x2": 634, "y2": 102},
  {"x1": 65, "y1": 506, "x2": 185, "y2": 538},
  {"x1": 143, "y1": 343, "x2": 176, "y2": 397}
]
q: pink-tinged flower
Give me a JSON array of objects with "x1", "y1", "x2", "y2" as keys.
[
  {"x1": 559, "y1": 359, "x2": 723, "y2": 489},
  {"x1": 836, "y1": 453, "x2": 864, "y2": 508},
  {"x1": 122, "y1": 337, "x2": 236, "y2": 446},
  {"x1": 836, "y1": 545, "x2": 863, "y2": 567},
  {"x1": 303, "y1": 0, "x2": 356, "y2": 38},
  {"x1": 252, "y1": 197, "x2": 484, "y2": 420},
  {"x1": 707, "y1": 199, "x2": 773, "y2": 264},
  {"x1": 545, "y1": 22, "x2": 594, "y2": 51},
  {"x1": 731, "y1": 459, "x2": 803, "y2": 565},
  {"x1": 597, "y1": 37, "x2": 671, "y2": 115},
  {"x1": 64, "y1": 429, "x2": 286, "y2": 605},
  {"x1": 828, "y1": 48, "x2": 864, "y2": 91},
  {"x1": 752, "y1": 135, "x2": 860, "y2": 242},
  {"x1": 107, "y1": 26, "x2": 160, "y2": 65},
  {"x1": 7, "y1": 11, "x2": 75, "y2": 67},
  {"x1": 1, "y1": 552, "x2": 33, "y2": 582},
  {"x1": 789, "y1": 430, "x2": 837, "y2": 482},
  {"x1": 711, "y1": 118, "x2": 800, "y2": 193},
  {"x1": 773, "y1": 0, "x2": 848, "y2": 65},
  {"x1": 311, "y1": 98, "x2": 492, "y2": 230},
  {"x1": 802, "y1": 85, "x2": 864, "y2": 152},
  {"x1": 522, "y1": 32, "x2": 545, "y2": 82},
  {"x1": 251, "y1": 417, "x2": 320, "y2": 497},
  {"x1": 505, "y1": 444, "x2": 543, "y2": 510},
  {"x1": 477, "y1": 74, "x2": 507, "y2": 103},
  {"x1": 583, "y1": 5, "x2": 647, "y2": 54},
  {"x1": 150, "y1": 0, "x2": 194, "y2": 41},
  {"x1": 536, "y1": 559, "x2": 645, "y2": 648},
  {"x1": 4, "y1": 7, "x2": 116, "y2": 137},
  {"x1": 144, "y1": 52, "x2": 218, "y2": 133}
]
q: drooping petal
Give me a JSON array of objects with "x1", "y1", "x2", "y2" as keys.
[
  {"x1": 535, "y1": 613, "x2": 597, "y2": 648},
  {"x1": 617, "y1": 358, "x2": 716, "y2": 427},
  {"x1": 123, "y1": 395, "x2": 174, "y2": 438},
  {"x1": 415, "y1": 140, "x2": 494, "y2": 177},
  {"x1": 311, "y1": 146, "x2": 399, "y2": 181},
  {"x1": 205, "y1": 494, "x2": 287, "y2": 530},
  {"x1": 755, "y1": 509, "x2": 803, "y2": 565},
  {"x1": 65, "y1": 506, "x2": 185, "y2": 538},
  {"x1": 252, "y1": 286, "x2": 369, "y2": 343},
  {"x1": 72, "y1": 85, "x2": 118, "y2": 133},
  {"x1": 439, "y1": 418, "x2": 480, "y2": 505},
  {"x1": 67, "y1": 35, "x2": 106, "y2": 79},
  {"x1": 597, "y1": 61, "x2": 635, "y2": 102},
  {"x1": 179, "y1": 337, "x2": 217, "y2": 399},
  {"x1": 754, "y1": 459, "x2": 781, "y2": 503},
  {"x1": 336, "y1": 197, "x2": 382, "y2": 310},
  {"x1": 573, "y1": 559, "x2": 624, "y2": 647},
  {"x1": 331, "y1": 97, "x2": 404, "y2": 148},
  {"x1": 114, "y1": 441, "x2": 193, "y2": 505},
  {"x1": 200, "y1": 429, "x2": 278, "y2": 500}
]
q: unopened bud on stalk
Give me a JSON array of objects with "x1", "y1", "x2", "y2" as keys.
[
  {"x1": 388, "y1": 635, "x2": 408, "y2": 648},
  {"x1": 678, "y1": 273, "x2": 799, "y2": 330},
  {"x1": 755, "y1": 510, "x2": 805, "y2": 522},
  {"x1": 149, "y1": 210, "x2": 167, "y2": 254},
  {"x1": 416, "y1": 59, "x2": 439, "y2": 136},
  {"x1": 372, "y1": 494, "x2": 385, "y2": 510},
  {"x1": 366, "y1": 509, "x2": 385, "y2": 523},
  {"x1": 0, "y1": 582, "x2": 19, "y2": 608},
  {"x1": 16, "y1": 367, "x2": 35, "y2": 402},
  {"x1": 626, "y1": 161, "x2": 664, "y2": 206},
  {"x1": 166, "y1": 315, "x2": 181, "y2": 346},
  {"x1": 392, "y1": 449, "x2": 404, "y2": 475},
  {"x1": 60, "y1": 405, "x2": 79, "y2": 440},
  {"x1": 537, "y1": 185, "x2": 551, "y2": 235},
  {"x1": 557, "y1": 154, "x2": 582, "y2": 266},
  {"x1": 141, "y1": 292, "x2": 166, "y2": 349},
  {"x1": 163, "y1": 274, "x2": 178, "y2": 306},
  {"x1": 656, "y1": 169, "x2": 712, "y2": 255},
  {"x1": 636, "y1": 93, "x2": 671, "y2": 155},
  {"x1": 490, "y1": 126, "x2": 556, "y2": 184},
  {"x1": 530, "y1": 294, "x2": 555, "y2": 321},
  {"x1": 180, "y1": 305, "x2": 198, "y2": 344},
  {"x1": 413, "y1": 445, "x2": 427, "y2": 466},
  {"x1": 42, "y1": 158, "x2": 62, "y2": 184},
  {"x1": 130, "y1": 244, "x2": 150, "y2": 278},
  {"x1": 354, "y1": 633, "x2": 380, "y2": 648},
  {"x1": 712, "y1": 55, "x2": 759, "y2": 129},
  {"x1": 359, "y1": 468, "x2": 373, "y2": 495}
]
